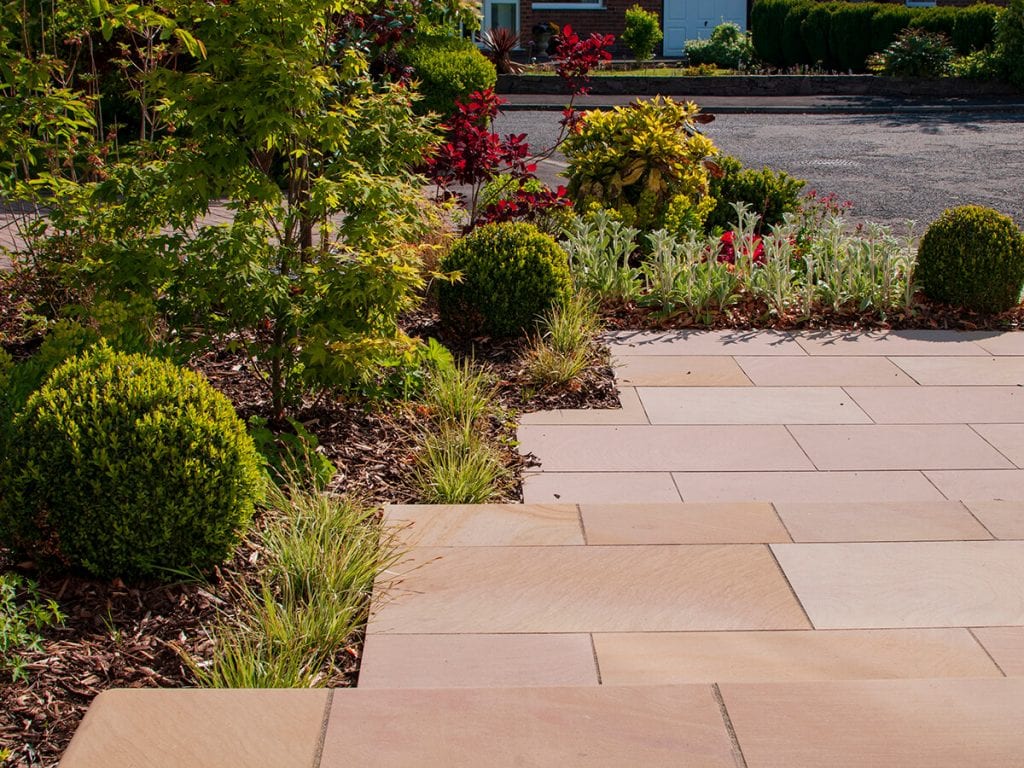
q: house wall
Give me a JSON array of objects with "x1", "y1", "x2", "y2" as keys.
[{"x1": 520, "y1": 0, "x2": 666, "y2": 57}]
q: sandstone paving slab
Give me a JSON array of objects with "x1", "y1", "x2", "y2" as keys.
[
  {"x1": 518, "y1": 386, "x2": 648, "y2": 425},
  {"x1": 845, "y1": 387, "x2": 1024, "y2": 424},
  {"x1": 384, "y1": 504, "x2": 583, "y2": 547},
  {"x1": 321, "y1": 685, "x2": 738, "y2": 768},
  {"x1": 518, "y1": 425, "x2": 813, "y2": 472},
  {"x1": 773, "y1": 501, "x2": 991, "y2": 542},
  {"x1": 789, "y1": 424, "x2": 1014, "y2": 471},
  {"x1": 971, "y1": 626, "x2": 1024, "y2": 676},
  {"x1": 793, "y1": 330, "x2": 990, "y2": 356},
  {"x1": 926, "y1": 469, "x2": 1024, "y2": 501},
  {"x1": 735, "y1": 355, "x2": 917, "y2": 387},
  {"x1": 962, "y1": 500, "x2": 1024, "y2": 539},
  {"x1": 523, "y1": 472, "x2": 683, "y2": 504},
  {"x1": 889, "y1": 355, "x2": 1024, "y2": 385},
  {"x1": 719, "y1": 677, "x2": 1024, "y2": 768},
  {"x1": 673, "y1": 471, "x2": 945, "y2": 502},
  {"x1": 370, "y1": 545, "x2": 811, "y2": 634},
  {"x1": 60, "y1": 689, "x2": 328, "y2": 768},
  {"x1": 974, "y1": 332, "x2": 1024, "y2": 356},
  {"x1": 606, "y1": 329, "x2": 804, "y2": 356},
  {"x1": 594, "y1": 628, "x2": 1002, "y2": 685},
  {"x1": 638, "y1": 386, "x2": 870, "y2": 425},
  {"x1": 358, "y1": 633, "x2": 598, "y2": 688},
  {"x1": 772, "y1": 540, "x2": 1024, "y2": 629},
  {"x1": 613, "y1": 355, "x2": 752, "y2": 386},
  {"x1": 580, "y1": 502, "x2": 791, "y2": 544},
  {"x1": 970, "y1": 424, "x2": 1024, "y2": 468}
]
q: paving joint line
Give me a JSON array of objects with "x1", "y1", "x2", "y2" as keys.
[
  {"x1": 783, "y1": 423, "x2": 820, "y2": 471},
  {"x1": 966, "y1": 627, "x2": 1010, "y2": 677},
  {"x1": 767, "y1": 501, "x2": 797, "y2": 543},
  {"x1": 959, "y1": 500, "x2": 999, "y2": 540},
  {"x1": 766, "y1": 543, "x2": 816, "y2": 630},
  {"x1": 312, "y1": 688, "x2": 334, "y2": 768},
  {"x1": 588, "y1": 633, "x2": 604, "y2": 685},
  {"x1": 966, "y1": 422, "x2": 1022, "y2": 470},
  {"x1": 712, "y1": 683, "x2": 749, "y2": 768}
]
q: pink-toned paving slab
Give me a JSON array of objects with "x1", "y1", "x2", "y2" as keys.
[
  {"x1": 970, "y1": 424, "x2": 1024, "y2": 468},
  {"x1": 788, "y1": 424, "x2": 1013, "y2": 471},
  {"x1": 518, "y1": 425, "x2": 813, "y2": 472},
  {"x1": 889, "y1": 355, "x2": 1024, "y2": 385},
  {"x1": 518, "y1": 386, "x2": 649, "y2": 425},
  {"x1": 606, "y1": 329, "x2": 804, "y2": 355},
  {"x1": 926, "y1": 469, "x2": 1024, "y2": 500},
  {"x1": 975, "y1": 333, "x2": 1024, "y2": 355},
  {"x1": 613, "y1": 355, "x2": 753, "y2": 386},
  {"x1": 60, "y1": 689, "x2": 328, "y2": 768},
  {"x1": 637, "y1": 387, "x2": 871, "y2": 424},
  {"x1": 719, "y1": 678, "x2": 1024, "y2": 768},
  {"x1": 735, "y1": 355, "x2": 917, "y2": 386},
  {"x1": 523, "y1": 471, "x2": 683, "y2": 504},
  {"x1": 594, "y1": 629, "x2": 1002, "y2": 685},
  {"x1": 579, "y1": 502, "x2": 791, "y2": 544},
  {"x1": 962, "y1": 500, "x2": 1024, "y2": 538},
  {"x1": 672, "y1": 471, "x2": 946, "y2": 503},
  {"x1": 773, "y1": 501, "x2": 991, "y2": 542},
  {"x1": 971, "y1": 626, "x2": 1024, "y2": 676},
  {"x1": 845, "y1": 387, "x2": 1024, "y2": 424},
  {"x1": 384, "y1": 504, "x2": 583, "y2": 547},
  {"x1": 370, "y1": 545, "x2": 811, "y2": 634},
  {"x1": 793, "y1": 330, "x2": 991, "y2": 356},
  {"x1": 772, "y1": 540, "x2": 1024, "y2": 629},
  {"x1": 358, "y1": 633, "x2": 598, "y2": 688},
  {"x1": 321, "y1": 685, "x2": 738, "y2": 768}
]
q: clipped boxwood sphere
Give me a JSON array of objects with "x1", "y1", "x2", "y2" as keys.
[
  {"x1": 439, "y1": 222, "x2": 572, "y2": 337},
  {"x1": 0, "y1": 347, "x2": 263, "y2": 579},
  {"x1": 917, "y1": 205, "x2": 1024, "y2": 314}
]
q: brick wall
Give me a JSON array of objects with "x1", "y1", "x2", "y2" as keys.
[{"x1": 520, "y1": 0, "x2": 664, "y2": 57}]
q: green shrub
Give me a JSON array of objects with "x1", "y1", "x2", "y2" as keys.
[
  {"x1": 0, "y1": 347, "x2": 263, "y2": 578},
  {"x1": 909, "y1": 6, "x2": 959, "y2": 47},
  {"x1": 685, "y1": 22, "x2": 757, "y2": 68},
  {"x1": 917, "y1": 205, "x2": 1024, "y2": 313},
  {"x1": 828, "y1": 2, "x2": 878, "y2": 71},
  {"x1": 996, "y1": 0, "x2": 1024, "y2": 88},
  {"x1": 867, "y1": 27, "x2": 955, "y2": 78},
  {"x1": 952, "y1": 3, "x2": 999, "y2": 54},
  {"x1": 401, "y1": 35, "x2": 497, "y2": 116},
  {"x1": 751, "y1": 0, "x2": 791, "y2": 66},
  {"x1": 439, "y1": 222, "x2": 572, "y2": 337},
  {"x1": 705, "y1": 155, "x2": 806, "y2": 232},
  {"x1": 622, "y1": 4, "x2": 663, "y2": 61},
  {"x1": 782, "y1": 2, "x2": 813, "y2": 66},
  {"x1": 870, "y1": 5, "x2": 915, "y2": 58},
  {"x1": 950, "y1": 48, "x2": 1001, "y2": 79},
  {"x1": 0, "y1": 573, "x2": 64, "y2": 683},
  {"x1": 563, "y1": 97, "x2": 718, "y2": 235},
  {"x1": 801, "y1": 3, "x2": 838, "y2": 68}
]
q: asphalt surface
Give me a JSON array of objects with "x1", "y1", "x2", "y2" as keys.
[{"x1": 495, "y1": 109, "x2": 1024, "y2": 229}]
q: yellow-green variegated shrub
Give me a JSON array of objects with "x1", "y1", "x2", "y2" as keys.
[{"x1": 563, "y1": 97, "x2": 718, "y2": 236}]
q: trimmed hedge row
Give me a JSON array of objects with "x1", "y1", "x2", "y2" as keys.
[{"x1": 752, "y1": 0, "x2": 999, "y2": 71}]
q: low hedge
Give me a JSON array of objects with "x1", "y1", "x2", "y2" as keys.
[{"x1": 400, "y1": 35, "x2": 497, "y2": 116}]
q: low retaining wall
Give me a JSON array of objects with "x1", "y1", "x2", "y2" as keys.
[{"x1": 496, "y1": 74, "x2": 1019, "y2": 98}]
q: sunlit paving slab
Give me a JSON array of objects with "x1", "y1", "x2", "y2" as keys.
[
  {"x1": 719, "y1": 678, "x2": 1024, "y2": 768},
  {"x1": 735, "y1": 355, "x2": 917, "y2": 386},
  {"x1": 975, "y1": 333, "x2": 1024, "y2": 356},
  {"x1": 672, "y1": 471, "x2": 946, "y2": 503},
  {"x1": 384, "y1": 504, "x2": 584, "y2": 547},
  {"x1": 971, "y1": 627, "x2": 1024, "y2": 676},
  {"x1": 772, "y1": 541, "x2": 1024, "y2": 629},
  {"x1": 358, "y1": 633, "x2": 598, "y2": 688},
  {"x1": 969, "y1": 424, "x2": 1024, "y2": 468},
  {"x1": 579, "y1": 502, "x2": 791, "y2": 544},
  {"x1": 60, "y1": 689, "x2": 328, "y2": 768},
  {"x1": 594, "y1": 629, "x2": 1002, "y2": 685},
  {"x1": 773, "y1": 501, "x2": 992, "y2": 542},
  {"x1": 518, "y1": 425, "x2": 813, "y2": 472},
  {"x1": 962, "y1": 500, "x2": 1024, "y2": 539},
  {"x1": 523, "y1": 471, "x2": 683, "y2": 504},
  {"x1": 845, "y1": 386, "x2": 1024, "y2": 423},
  {"x1": 637, "y1": 386, "x2": 871, "y2": 425},
  {"x1": 613, "y1": 355, "x2": 753, "y2": 386},
  {"x1": 889, "y1": 355, "x2": 1024, "y2": 385},
  {"x1": 370, "y1": 545, "x2": 811, "y2": 634},
  {"x1": 788, "y1": 424, "x2": 1013, "y2": 471},
  {"x1": 792, "y1": 330, "x2": 992, "y2": 356},
  {"x1": 518, "y1": 387, "x2": 649, "y2": 425},
  {"x1": 926, "y1": 469, "x2": 1024, "y2": 500},
  {"x1": 606, "y1": 329, "x2": 804, "y2": 355},
  {"x1": 321, "y1": 686, "x2": 738, "y2": 768}
]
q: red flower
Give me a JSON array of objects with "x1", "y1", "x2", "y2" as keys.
[{"x1": 718, "y1": 231, "x2": 765, "y2": 265}]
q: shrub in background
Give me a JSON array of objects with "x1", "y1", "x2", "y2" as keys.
[
  {"x1": 951, "y1": 4, "x2": 1000, "y2": 55},
  {"x1": 622, "y1": 4, "x2": 663, "y2": 61},
  {"x1": 563, "y1": 97, "x2": 718, "y2": 235},
  {"x1": 800, "y1": 3, "x2": 837, "y2": 68},
  {"x1": 870, "y1": 5, "x2": 915, "y2": 58},
  {"x1": 751, "y1": 0, "x2": 790, "y2": 65},
  {"x1": 400, "y1": 35, "x2": 497, "y2": 115},
  {"x1": 705, "y1": 155, "x2": 806, "y2": 232},
  {"x1": 439, "y1": 222, "x2": 572, "y2": 337},
  {"x1": 685, "y1": 22, "x2": 756, "y2": 68},
  {"x1": 828, "y1": 2, "x2": 878, "y2": 71},
  {"x1": 995, "y1": 0, "x2": 1024, "y2": 88},
  {"x1": 917, "y1": 205, "x2": 1024, "y2": 314},
  {"x1": 781, "y1": 2, "x2": 813, "y2": 66},
  {"x1": 868, "y1": 28, "x2": 955, "y2": 78},
  {"x1": 0, "y1": 347, "x2": 263, "y2": 578}
]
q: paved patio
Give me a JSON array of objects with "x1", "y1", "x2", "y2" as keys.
[{"x1": 62, "y1": 330, "x2": 1024, "y2": 766}]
